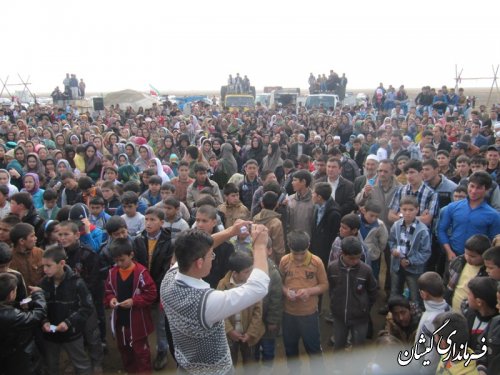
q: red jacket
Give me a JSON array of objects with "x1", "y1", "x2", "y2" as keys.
[{"x1": 105, "y1": 262, "x2": 157, "y2": 342}]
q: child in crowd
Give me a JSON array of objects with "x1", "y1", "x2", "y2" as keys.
[
  {"x1": 328, "y1": 236, "x2": 377, "y2": 351},
  {"x1": 9, "y1": 223, "x2": 44, "y2": 287},
  {"x1": 89, "y1": 196, "x2": 111, "y2": 232},
  {"x1": 0, "y1": 215, "x2": 21, "y2": 244},
  {"x1": 218, "y1": 183, "x2": 250, "y2": 228},
  {"x1": 115, "y1": 181, "x2": 149, "y2": 216},
  {"x1": 414, "y1": 272, "x2": 450, "y2": 375},
  {"x1": 239, "y1": 159, "x2": 261, "y2": 210},
  {"x1": 58, "y1": 220, "x2": 104, "y2": 365},
  {"x1": 40, "y1": 245, "x2": 93, "y2": 375},
  {"x1": 483, "y1": 246, "x2": 500, "y2": 281},
  {"x1": 140, "y1": 168, "x2": 156, "y2": 194},
  {"x1": 22, "y1": 173, "x2": 44, "y2": 209},
  {"x1": 253, "y1": 191, "x2": 286, "y2": 264},
  {"x1": 279, "y1": 230, "x2": 328, "y2": 373},
  {"x1": 169, "y1": 160, "x2": 194, "y2": 205},
  {"x1": 132, "y1": 207, "x2": 173, "y2": 371},
  {"x1": 162, "y1": 196, "x2": 189, "y2": 240},
  {"x1": 217, "y1": 252, "x2": 265, "y2": 367},
  {"x1": 443, "y1": 234, "x2": 490, "y2": 311},
  {"x1": 42, "y1": 220, "x2": 61, "y2": 249},
  {"x1": 68, "y1": 203, "x2": 104, "y2": 253},
  {"x1": 155, "y1": 183, "x2": 190, "y2": 221},
  {"x1": 358, "y1": 200, "x2": 388, "y2": 282},
  {"x1": 105, "y1": 238, "x2": 157, "y2": 374},
  {"x1": 310, "y1": 182, "x2": 341, "y2": 272},
  {"x1": 329, "y1": 213, "x2": 367, "y2": 264},
  {"x1": 121, "y1": 191, "x2": 145, "y2": 236},
  {"x1": 100, "y1": 217, "x2": 147, "y2": 279},
  {"x1": 254, "y1": 238, "x2": 283, "y2": 367},
  {"x1": 78, "y1": 176, "x2": 101, "y2": 208},
  {"x1": 389, "y1": 196, "x2": 431, "y2": 307},
  {"x1": 38, "y1": 189, "x2": 60, "y2": 221},
  {"x1": 60, "y1": 171, "x2": 82, "y2": 206},
  {"x1": 476, "y1": 282, "x2": 500, "y2": 375},
  {"x1": 103, "y1": 166, "x2": 119, "y2": 184},
  {"x1": 100, "y1": 181, "x2": 121, "y2": 215},
  {"x1": 141, "y1": 175, "x2": 162, "y2": 207},
  {"x1": 463, "y1": 277, "x2": 498, "y2": 355},
  {"x1": 0, "y1": 242, "x2": 27, "y2": 303},
  {"x1": 0, "y1": 273, "x2": 46, "y2": 375}
]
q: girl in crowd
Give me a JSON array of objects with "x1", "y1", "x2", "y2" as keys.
[{"x1": 21, "y1": 173, "x2": 44, "y2": 209}]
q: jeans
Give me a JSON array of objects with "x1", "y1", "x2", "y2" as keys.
[
  {"x1": 391, "y1": 268, "x2": 421, "y2": 307},
  {"x1": 282, "y1": 312, "x2": 325, "y2": 374},
  {"x1": 254, "y1": 338, "x2": 276, "y2": 363},
  {"x1": 331, "y1": 317, "x2": 369, "y2": 350},
  {"x1": 156, "y1": 304, "x2": 169, "y2": 353}
]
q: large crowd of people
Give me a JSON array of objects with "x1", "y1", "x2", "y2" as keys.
[{"x1": 0, "y1": 83, "x2": 500, "y2": 375}]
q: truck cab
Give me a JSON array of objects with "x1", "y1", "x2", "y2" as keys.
[
  {"x1": 269, "y1": 88, "x2": 300, "y2": 111},
  {"x1": 305, "y1": 93, "x2": 339, "y2": 112},
  {"x1": 220, "y1": 85, "x2": 255, "y2": 112}
]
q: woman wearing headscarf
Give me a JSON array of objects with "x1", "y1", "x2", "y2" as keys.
[
  {"x1": 158, "y1": 135, "x2": 179, "y2": 163},
  {"x1": 0, "y1": 168, "x2": 19, "y2": 196},
  {"x1": 5, "y1": 149, "x2": 24, "y2": 190},
  {"x1": 14, "y1": 145, "x2": 26, "y2": 167},
  {"x1": 21, "y1": 172, "x2": 44, "y2": 209},
  {"x1": 133, "y1": 144, "x2": 154, "y2": 172},
  {"x1": 261, "y1": 142, "x2": 284, "y2": 183},
  {"x1": 125, "y1": 142, "x2": 139, "y2": 164},
  {"x1": 84, "y1": 143, "x2": 102, "y2": 182},
  {"x1": 200, "y1": 138, "x2": 216, "y2": 162},
  {"x1": 213, "y1": 143, "x2": 238, "y2": 188},
  {"x1": 24, "y1": 152, "x2": 46, "y2": 187},
  {"x1": 244, "y1": 136, "x2": 266, "y2": 166},
  {"x1": 0, "y1": 144, "x2": 7, "y2": 169},
  {"x1": 148, "y1": 157, "x2": 172, "y2": 183},
  {"x1": 111, "y1": 142, "x2": 126, "y2": 165}
]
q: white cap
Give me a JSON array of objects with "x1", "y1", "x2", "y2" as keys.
[{"x1": 366, "y1": 154, "x2": 379, "y2": 162}]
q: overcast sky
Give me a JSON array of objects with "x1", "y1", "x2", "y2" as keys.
[{"x1": 3, "y1": 0, "x2": 500, "y2": 95}]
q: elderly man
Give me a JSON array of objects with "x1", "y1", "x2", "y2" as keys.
[
  {"x1": 356, "y1": 159, "x2": 401, "y2": 294},
  {"x1": 354, "y1": 155, "x2": 379, "y2": 196},
  {"x1": 289, "y1": 133, "x2": 310, "y2": 162}
]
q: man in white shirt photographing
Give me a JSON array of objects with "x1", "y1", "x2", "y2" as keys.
[{"x1": 160, "y1": 222, "x2": 270, "y2": 374}]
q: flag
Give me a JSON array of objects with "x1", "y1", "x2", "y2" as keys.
[{"x1": 149, "y1": 84, "x2": 160, "y2": 97}]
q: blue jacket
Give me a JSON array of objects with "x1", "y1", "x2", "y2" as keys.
[
  {"x1": 80, "y1": 226, "x2": 104, "y2": 254},
  {"x1": 438, "y1": 199, "x2": 500, "y2": 255},
  {"x1": 389, "y1": 219, "x2": 431, "y2": 274}
]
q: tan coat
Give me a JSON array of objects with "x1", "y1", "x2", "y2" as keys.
[
  {"x1": 10, "y1": 247, "x2": 44, "y2": 287},
  {"x1": 217, "y1": 271, "x2": 265, "y2": 346},
  {"x1": 217, "y1": 202, "x2": 250, "y2": 228},
  {"x1": 253, "y1": 209, "x2": 285, "y2": 264}
]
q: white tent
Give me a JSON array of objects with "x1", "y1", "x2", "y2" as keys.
[{"x1": 103, "y1": 89, "x2": 161, "y2": 111}]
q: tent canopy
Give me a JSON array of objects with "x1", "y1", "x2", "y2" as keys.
[{"x1": 103, "y1": 89, "x2": 161, "y2": 111}]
